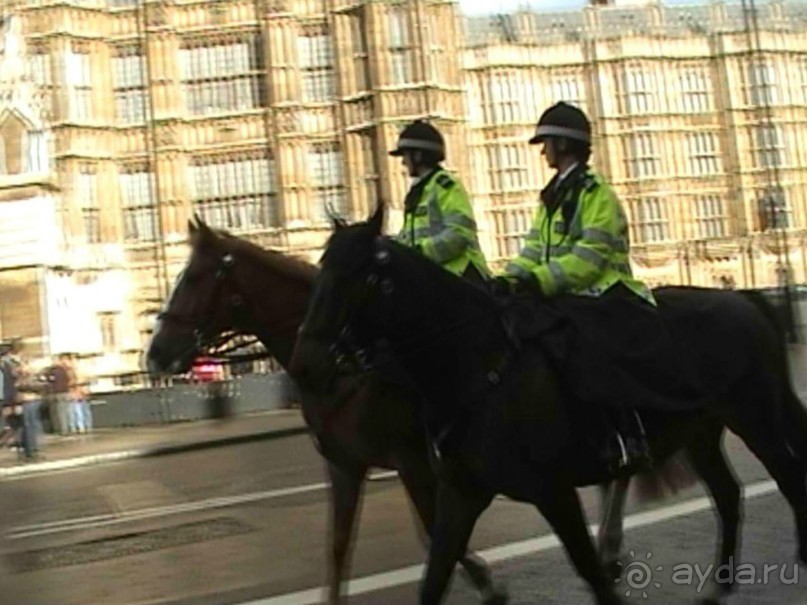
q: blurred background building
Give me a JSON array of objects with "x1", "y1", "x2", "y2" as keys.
[{"x1": 0, "y1": 0, "x2": 804, "y2": 386}]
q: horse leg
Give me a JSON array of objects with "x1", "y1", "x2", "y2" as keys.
[
  {"x1": 420, "y1": 481, "x2": 492, "y2": 605},
  {"x1": 738, "y1": 432, "x2": 807, "y2": 562},
  {"x1": 597, "y1": 477, "x2": 630, "y2": 580},
  {"x1": 398, "y1": 459, "x2": 508, "y2": 605},
  {"x1": 326, "y1": 461, "x2": 367, "y2": 605},
  {"x1": 725, "y1": 389, "x2": 807, "y2": 563},
  {"x1": 684, "y1": 422, "x2": 741, "y2": 605},
  {"x1": 537, "y1": 481, "x2": 624, "y2": 605}
]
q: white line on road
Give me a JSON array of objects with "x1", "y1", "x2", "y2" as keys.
[
  {"x1": 6, "y1": 471, "x2": 399, "y2": 540},
  {"x1": 237, "y1": 479, "x2": 779, "y2": 605}
]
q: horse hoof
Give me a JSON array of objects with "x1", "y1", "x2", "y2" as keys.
[{"x1": 483, "y1": 585, "x2": 509, "y2": 605}]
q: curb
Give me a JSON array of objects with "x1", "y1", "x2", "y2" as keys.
[
  {"x1": 140, "y1": 426, "x2": 309, "y2": 458},
  {"x1": 0, "y1": 425, "x2": 309, "y2": 479}
]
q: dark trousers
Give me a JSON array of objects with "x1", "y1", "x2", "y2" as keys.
[{"x1": 21, "y1": 400, "x2": 42, "y2": 458}]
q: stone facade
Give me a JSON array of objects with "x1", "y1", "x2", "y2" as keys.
[
  {"x1": 466, "y1": 0, "x2": 807, "y2": 292},
  {"x1": 0, "y1": 0, "x2": 805, "y2": 387}
]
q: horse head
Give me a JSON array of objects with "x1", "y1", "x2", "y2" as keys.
[
  {"x1": 146, "y1": 215, "x2": 252, "y2": 377},
  {"x1": 291, "y1": 203, "x2": 467, "y2": 384}
]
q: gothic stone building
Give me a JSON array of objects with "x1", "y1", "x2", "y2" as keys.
[{"x1": 2, "y1": 0, "x2": 807, "y2": 387}]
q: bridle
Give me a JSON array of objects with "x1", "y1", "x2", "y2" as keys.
[
  {"x1": 325, "y1": 243, "x2": 396, "y2": 375},
  {"x1": 324, "y1": 239, "x2": 494, "y2": 372},
  {"x1": 319, "y1": 237, "x2": 514, "y2": 456},
  {"x1": 157, "y1": 252, "x2": 256, "y2": 354}
]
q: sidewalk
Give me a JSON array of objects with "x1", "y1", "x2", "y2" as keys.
[
  {"x1": 2, "y1": 346, "x2": 804, "y2": 480},
  {"x1": 0, "y1": 409, "x2": 308, "y2": 479}
]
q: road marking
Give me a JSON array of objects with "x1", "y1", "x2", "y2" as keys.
[
  {"x1": 237, "y1": 479, "x2": 779, "y2": 605},
  {"x1": 6, "y1": 471, "x2": 399, "y2": 540}
]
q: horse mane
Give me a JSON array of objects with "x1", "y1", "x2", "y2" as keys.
[
  {"x1": 384, "y1": 238, "x2": 499, "y2": 313},
  {"x1": 215, "y1": 231, "x2": 319, "y2": 286}
]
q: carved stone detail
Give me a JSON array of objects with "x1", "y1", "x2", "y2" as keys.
[
  {"x1": 265, "y1": 0, "x2": 289, "y2": 16},
  {"x1": 145, "y1": 1, "x2": 172, "y2": 28},
  {"x1": 276, "y1": 108, "x2": 300, "y2": 133},
  {"x1": 155, "y1": 122, "x2": 179, "y2": 147}
]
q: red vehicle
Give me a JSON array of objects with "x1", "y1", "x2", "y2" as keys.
[{"x1": 190, "y1": 356, "x2": 223, "y2": 384}]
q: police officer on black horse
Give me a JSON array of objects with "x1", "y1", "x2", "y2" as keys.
[
  {"x1": 390, "y1": 120, "x2": 490, "y2": 285},
  {"x1": 492, "y1": 102, "x2": 705, "y2": 474}
]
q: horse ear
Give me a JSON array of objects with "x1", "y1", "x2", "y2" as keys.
[
  {"x1": 196, "y1": 216, "x2": 215, "y2": 241},
  {"x1": 368, "y1": 202, "x2": 384, "y2": 236},
  {"x1": 188, "y1": 213, "x2": 214, "y2": 247},
  {"x1": 325, "y1": 203, "x2": 347, "y2": 231}
]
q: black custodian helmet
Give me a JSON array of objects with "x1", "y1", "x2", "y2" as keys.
[
  {"x1": 389, "y1": 120, "x2": 446, "y2": 162},
  {"x1": 529, "y1": 102, "x2": 592, "y2": 146}
]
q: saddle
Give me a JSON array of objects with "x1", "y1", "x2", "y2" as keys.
[{"x1": 498, "y1": 290, "x2": 712, "y2": 413}]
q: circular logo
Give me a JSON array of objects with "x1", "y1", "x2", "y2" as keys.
[{"x1": 615, "y1": 550, "x2": 663, "y2": 599}]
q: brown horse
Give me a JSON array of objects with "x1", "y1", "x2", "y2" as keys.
[
  {"x1": 146, "y1": 218, "x2": 506, "y2": 605},
  {"x1": 292, "y1": 206, "x2": 807, "y2": 605}
]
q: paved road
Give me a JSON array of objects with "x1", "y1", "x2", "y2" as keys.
[{"x1": 0, "y1": 422, "x2": 804, "y2": 605}]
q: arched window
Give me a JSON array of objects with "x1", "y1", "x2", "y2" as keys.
[{"x1": 0, "y1": 113, "x2": 27, "y2": 174}]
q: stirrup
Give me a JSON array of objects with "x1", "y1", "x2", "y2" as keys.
[
  {"x1": 632, "y1": 409, "x2": 647, "y2": 439},
  {"x1": 601, "y1": 432, "x2": 630, "y2": 473},
  {"x1": 614, "y1": 432, "x2": 629, "y2": 469}
]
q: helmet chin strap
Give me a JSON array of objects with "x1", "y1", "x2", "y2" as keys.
[
  {"x1": 555, "y1": 155, "x2": 579, "y2": 177},
  {"x1": 404, "y1": 150, "x2": 432, "y2": 179}
]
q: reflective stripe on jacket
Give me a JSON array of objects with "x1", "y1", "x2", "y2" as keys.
[
  {"x1": 506, "y1": 168, "x2": 654, "y2": 305},
  {"x1": 397, "y1": 168, "x2": 490, "y2": 278}
]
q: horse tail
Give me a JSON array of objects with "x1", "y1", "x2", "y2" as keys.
[
  {"x1": 632, "y1": 452, "x2": 699, "y2": 503},
  {"x1": 740, "y1": 289, "x2": 807, "y2": 459}
]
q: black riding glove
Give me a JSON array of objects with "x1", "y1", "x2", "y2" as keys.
[
  {"x1": 490, "y1": 276, "x2": 516, "y2": 297},
  {"x1": 515, "y1": 275, "x2": 544, "y2": 299}
]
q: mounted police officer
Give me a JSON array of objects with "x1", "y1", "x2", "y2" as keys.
[
  {"x1": 491, "y1": 102, "x2": 690, "y2": 474},
  {"x1": 390, "y1": 120, "x2": 490, "y2": 284}
]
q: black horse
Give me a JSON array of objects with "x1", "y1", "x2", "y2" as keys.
[{"x1": 292, "y1": 205, "x2": 807, "y2": 605}]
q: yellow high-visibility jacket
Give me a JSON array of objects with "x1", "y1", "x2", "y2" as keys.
[
  {"x1": 398, "y1": 168, "x2": 490, "y2": 278},
  {"x1": 506, "y1": 167, "x2": 654, "y2": 304}
]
